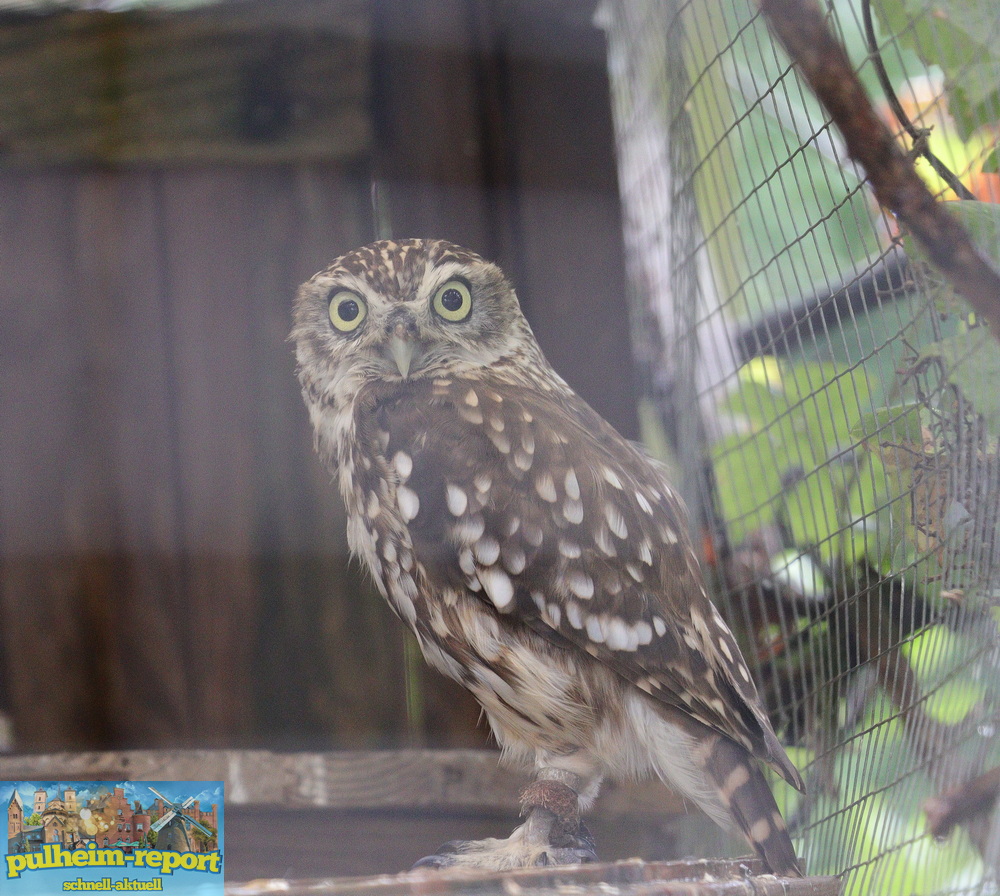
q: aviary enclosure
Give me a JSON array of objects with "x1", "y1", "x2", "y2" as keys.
[{"x1": 602, "y1": 0, "x2": 1000, "y2": 891}]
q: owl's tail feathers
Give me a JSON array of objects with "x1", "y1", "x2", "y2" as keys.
[{"x1": 705, "y1": 736, "x2": 802, "y2": 877}]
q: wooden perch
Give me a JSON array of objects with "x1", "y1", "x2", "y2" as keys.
[{"x1": 757, "y1": 0, "x2": 1000, "y2": 338}]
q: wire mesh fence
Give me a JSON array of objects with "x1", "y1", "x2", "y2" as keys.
[{"x1": 600, "y1": 0, "x2": 1000, "y2": 891}]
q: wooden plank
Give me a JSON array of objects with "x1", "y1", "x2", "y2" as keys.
[
  {"x1": 223, "y1": 859, "x2": 841, "y2": 895},
  {"x1": 0, "y1": 2, "x2": 370, "y2": 166},
  {"x1": 496, "y1": 12, "x2": 639, "y2": 441},
  {"x1": 97, "y1": 172, "x2": 194, "y2": 742},
  {"x1": 0, "y1": 749, "x2": 687, "y2": 816},
  {"x1": 0, "y1": 171, "x2": 118, "y2": 748}
]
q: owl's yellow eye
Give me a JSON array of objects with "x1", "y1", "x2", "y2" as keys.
[
  {"x1": 329, "y1": 291, "x2": 367, "y2": 332},
  {"x1": 432, "y1": 280, "x2": 473, "y2": 322}
]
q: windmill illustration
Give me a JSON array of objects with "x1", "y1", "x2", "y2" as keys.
[{"x1": 148, "y1": 788, "x2": 213, "y2": 852}]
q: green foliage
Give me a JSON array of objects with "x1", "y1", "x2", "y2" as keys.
[
  {"x1": 919, "y1": 328, "x2": 1000, "y2": 439},
  {"x1": 713, "y1": 357, "x2": 886, "y2": 563},
  {"x1": 682, "y1": 0, "x2": 885, "y2": 322},
  {"x1": 713, "y1": 345, "x2": 998, "y2": 891},
  {"x1": 904, "y1": 201, "x2": 1000, "y2": 439},
  {"x1": 874, "y1": 0, "x2": 1000, "y2": 141}
]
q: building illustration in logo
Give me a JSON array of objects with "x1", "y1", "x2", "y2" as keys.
[{"x1": 6, "y1": 786, "x2": 218, "y2": 856}]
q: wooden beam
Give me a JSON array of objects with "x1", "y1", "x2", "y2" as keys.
[{"x1": 0, "y1": 749, "x2": 685, "y2": 816}]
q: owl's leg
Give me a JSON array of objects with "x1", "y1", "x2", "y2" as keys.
[{"x1": 413, "y1": 768, "x2": 600, "y2": 871}]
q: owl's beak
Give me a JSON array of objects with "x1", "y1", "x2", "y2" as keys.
[{"x1": 387, "y1": 334, "x2": 416, "y2": 379}]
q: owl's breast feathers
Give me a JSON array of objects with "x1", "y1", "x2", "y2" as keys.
[{"x1": 348, "y1": 374, "x2": 802, "y2": 793}]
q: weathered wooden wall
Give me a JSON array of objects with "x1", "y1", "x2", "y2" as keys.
[{"x1": 0, "y1": 0, "x2": 634, "y2": 752}]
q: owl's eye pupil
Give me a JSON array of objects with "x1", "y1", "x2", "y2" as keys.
[
  {"x1": 339, "y1": 299, "x2": 360, "y2": 321},
  {"x1": 441, "y1": 289, "x2": 464, "y2": 312}
]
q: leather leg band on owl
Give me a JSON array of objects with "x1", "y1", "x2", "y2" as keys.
[
  {"x1": 519, "y1": 780, "x2": 581, "y2": 845},
  {"x1": 518, "y1": 769, "x2": 596, "y2": 860}
]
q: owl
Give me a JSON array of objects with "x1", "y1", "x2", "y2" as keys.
[{"x1": 292, "y1": 239, "x2": 804, "y2": 875}]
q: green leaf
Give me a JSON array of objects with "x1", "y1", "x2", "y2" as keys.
[
  {"x1": 984, "y1": 146, "x2": 1000, "y2": 175},
  {"x1": 918, "y1": 327, "x2": 1000, "y2": 438},
  {"x1": 852, "y1": 401, "x2": 927, "y2": 447},
  {"x1": 873, "y1": 0, "x2": 1000, "y2": 140}
]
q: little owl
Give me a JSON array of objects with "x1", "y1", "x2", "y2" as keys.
[{"x1": 292, "y1": 238, "x2": 803, "y2": 875}]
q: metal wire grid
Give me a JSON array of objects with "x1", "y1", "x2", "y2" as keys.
[{"x1": 601, "y1": 0, "x2": 1000, "y2": 891}]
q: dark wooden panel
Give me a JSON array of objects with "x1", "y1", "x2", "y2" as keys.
[
  {"x1": 0, "y1": 172, "x2": 121, "y2": 748},
  {"x1": 499, "y1": 14, "x2": 637, "y2": 440},
  {"x1": 0, "y1": 3, "x2": 370, "y2": 166}
]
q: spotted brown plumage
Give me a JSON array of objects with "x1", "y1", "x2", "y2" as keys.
[{"x1": 292, "y1": 238, "x2": 804, "y2": 875}]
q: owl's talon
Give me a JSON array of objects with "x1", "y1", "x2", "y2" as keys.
[
  {"x1": 411, "y1": 851, "x2": 455, "y2": 870},
  {"x1": 410, "y1": 817, "x2": 598, "y2": 872}
]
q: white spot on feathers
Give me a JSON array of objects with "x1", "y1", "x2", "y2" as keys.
[
  {"x1": 397, "y1": 485, "x2": 419, "y2": 521},
  {"x1": 718, "y1": 638, "x2": 734, "y2": 662},
  {"x1": 601, "y1": 466, "x2": 623, "y2": 489},
  {"x1": 563, "y1": 499, "x2": 584, "y2": 524},
  {"x1": 750, "y1": 818, "x2": 771, "y2": 843},
  {"x1": 559, "y1": 539, "x2": 581, "y2": 559},
  {"x1": 474, "y1": 536, "x2": 501, "y2": 566},
  {"x1": 605, "y1": 505, "x2": 628, "y2": 539},
  {"x1": 566, "y1": 570, "x2": 594, "y2": 599},
  {"x1": 502, "y1": 545, "x2": 526, "y2": 575},
  {"x1": 459, "y1": 548, "x2": 476, "y2": 576},
  {"x1": 393, "y1": 451, "x2": 413, "y2": 481},
  {"x1": 489, "y1": 431, "x2": 511, "y2": 454},
  {"x1": 459, "y1": 404, "x2": 484, "y2": 425},
  {"x1": 455, "y1": 514, "x2": 486, "y2": 542},
  {"x1": 464, "y1": 388, "x2": 480, "y2": 407},
  {"x1": 605, "y1": 617, "x2": 634, "y2": 651},
  {"x1": 480, "y1": 567, "x2": 514, "y2": 610},
  {"x1": 564, "y1": 468, "x2": 580, "y2": 500},
  {"x1": 653, "y1": 616, "x2": 667, "y2": 637},
  {"x1": 535, "y1": 473, "x2": 558, "y2": 502},
  {"x1": 446, "y1": 483, "x2": 468, "y2": 516},
  {"x1": 585, "y1": 615, "x2": 606, "y2": 643},
  {"x1": 565, "y1": 602, "x2": 583, "y2": 629},
  {"x1": 595, "y1": 527, "x2": 617, "y2": 557}
]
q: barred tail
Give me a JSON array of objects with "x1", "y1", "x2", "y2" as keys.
[{"x1": 705, "y1": 736, "x2": 802, "y2": 877}]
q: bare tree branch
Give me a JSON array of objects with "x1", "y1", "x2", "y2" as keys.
[{"x1": 758, "y1": 0, "x2": 1000, "y2": 337}]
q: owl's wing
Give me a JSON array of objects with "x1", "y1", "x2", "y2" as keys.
[{"x1": 379, "y1": 378, "x2": 802, "y2": 792}]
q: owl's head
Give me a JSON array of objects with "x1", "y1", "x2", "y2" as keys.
[{"x1": 293, "y1": 239, "x2": 546, "y2": 407}]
